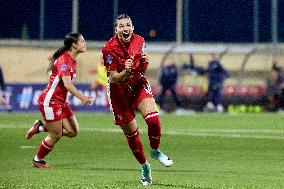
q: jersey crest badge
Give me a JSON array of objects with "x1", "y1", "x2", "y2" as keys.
[
  {"x1": 105, "y1": 55, "x2": 113, "y2": 64},
  {"x1": 61, "y1": 64, "x2": 67, "y2": 71}
]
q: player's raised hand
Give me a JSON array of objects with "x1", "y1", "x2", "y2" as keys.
[
  {"x1": 141, "y1": 52, "x2": 149, "y2": 63},
  {"x1": 125, "y1": 58, "x2": 133, "y2": 73}
]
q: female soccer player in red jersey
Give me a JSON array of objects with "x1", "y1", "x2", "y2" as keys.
[
  {"x1": 102, "y1": 14, "x2": 173, "y2": 185},
  {"x1": 26, "y1": 33, "x2": 92, "y2": 168}
]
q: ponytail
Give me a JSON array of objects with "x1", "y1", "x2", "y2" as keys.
[
  {"x1": 47, "y1": 32, "x2": 82, "y2": 73},
  {"x1": 47, "y1": 46, "x2": 68, "y2": 73}
]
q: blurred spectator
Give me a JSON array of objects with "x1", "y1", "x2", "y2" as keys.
[
  {"x1": 0, "y1": 66, "x2": 11, "y2": 111},
  {"x1": 182, "y1": 54, "x2": 229, "y2": 113},
  {"x1": 89, "y1": 58, "x2": 108, "y2": 95},
  {"x1": 266, "y1": 62, "x2": 284, "y2": 112},
  {"x1": 157, "y1": 56, "x2": 181, "y2": 113},
  {"x1": 181, "y1": 54, "x2": 195, "y2": 74},
  {"x1": 0, "y1": 67, "x2": 5, "y2": 91}
]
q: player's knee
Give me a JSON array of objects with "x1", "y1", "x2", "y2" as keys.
[
  {"x1": 144, "y1": 111, "x2": 160, "y2": 126},
  {"x1": 68, "y1": 130, "x2": 79, "y2": 138},
  {"x1": 144, "y1": 111, "x2": 161, "y2": 137},
  {"x1": 50, "y1": 133, "x2": 62, "y2": 143}
]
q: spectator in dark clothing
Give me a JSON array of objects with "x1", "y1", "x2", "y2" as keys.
[
  {"x1": 182, "y1": 54, "x2": 229, "y2": 112},
  {"x1": 157, "y1": 57, "x2": 181, "y2": 112},
  {"x1": 0, "y1": 67, "x2": 5, "y2": 91},
  {"x1": 0, "y1": 67, "x2": 10, "y2": 110},
  {"x1": 266, "y1": 62, "x2": 284, "y2": 111}
]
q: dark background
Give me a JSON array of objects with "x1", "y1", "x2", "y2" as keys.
[{"x1": 0, "y1": 0, "x2": 283, "y2": 42}]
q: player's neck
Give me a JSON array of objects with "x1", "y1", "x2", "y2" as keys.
[{"x1": 67, "y1": 50, "x2": 78, "y2": 60}]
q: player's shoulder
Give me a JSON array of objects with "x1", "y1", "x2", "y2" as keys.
[
  {"x1": 56, "y1": 52, "x2": 72, "y2": 66},
  {"x1": 132, "y1": 34, "x2": 145, "y2": 43},
  {"x1": 102, "y1": 36, "x2": 117, "y2": 52},
  {"x1": 58, "y1": 51, "x2": 69, "y2": 60}
]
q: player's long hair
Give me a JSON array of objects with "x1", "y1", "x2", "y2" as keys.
[
  {"x1": 47, "y1": 33, "x2": 81, "y2": 73},
  {"x1": 114, "y1": 14, "x2": 132, "y2": 28}
]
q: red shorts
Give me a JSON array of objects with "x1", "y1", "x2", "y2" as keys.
[
  {"x1": 38, "y1": 103, "x2": 74, "y2": 122},
  {"x1": 107, "y1": 81, "x2": 153, "y2": 125}
]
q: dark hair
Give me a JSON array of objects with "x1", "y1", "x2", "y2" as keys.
[
  {"x1": 114, "y1": 14, "x2": 132, "y2": 28},
  {"x1": 272, "y1": 61, "x2": 281, "y2": 72},
  {"x1": 47, "y1": 32, "x2": 82, "y2": 72}
]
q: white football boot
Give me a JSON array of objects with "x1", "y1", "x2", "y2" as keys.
[{"x1": 150, "y1": 149, "x2": 173, "y2": 167}]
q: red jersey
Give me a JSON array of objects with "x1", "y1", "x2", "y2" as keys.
[
  {"x1": 102, "y1": 34, "x2": 146, "y2": 75},
  {"x1": 38, "y1": 51, "x2": 77, "y2": 106},
  {"x1": 102, "y1": 34, "x2": 153, "y2": 125}
]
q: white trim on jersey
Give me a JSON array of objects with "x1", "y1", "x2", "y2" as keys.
[
  {"x1": 53, "y1": 59, "x2": 58, "y2": 66},
  {"x1": 43, "y1": 75, "x2": 60, "y2": 106},
  {"x1": 106, "y1": 83, "x2": 116, "y2": 123},
  {"x1": 44, "y1": 106, "x2": 54, "y2": 120},
  {"x1": 106, "y1": 83, "x2": 112, "y2": 111}
]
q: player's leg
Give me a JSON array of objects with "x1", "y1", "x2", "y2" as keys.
[
  {"x1": 62, "y1": 116, "x2": 79, "y2": 138},
  {"x1": 109, "y1": 83, "x2": 151, "y2": 185},
  {"x1": 61, "y1": 104, "x2": 79, "y2": 138},
  {"x1": 32, "y1": 120, "x2": 63, "y2": 168},
  {"x1": 204, "y1": 87, "x2": 215, "y2": 112},
  {"x1": 26, "y1": 119, "x2": 47, "y2": 139},
  {"x1": 120, "y1": 119, "x2": 147, "y2": 165},
  {"x1": 109, "y1": 83, "x2": 147, "y2": 164},
  {"x1": 215, "y1": 88, "x2": 224, "y2": 113},
  {"x1": 137, "y1": 97, "x2": 173, "y2": 167},
  {"x1": 120, "y1": 120, "x2": 152, "y2": 185}
]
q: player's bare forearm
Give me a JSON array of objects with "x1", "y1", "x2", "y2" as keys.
[
  {"x1": 109, "y1": 70, "x2": 130, "y2": 83},
  {"x1": 62, "y1": 76, "x2": 91, "y2": 105}
]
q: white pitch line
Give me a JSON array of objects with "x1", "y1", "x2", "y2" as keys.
[
  {"x1": 80, "y1": 128, "x2": 284, "y2": 140},
  {"x1": 164, "y1": 130, "x2": 284, "y2": 140},
  {"x1": 1, "y1": 124, "x2": 284, "y2": 140},
  {"x1": 20, "y1": 145, "x2": 36, "y2": 149},
  {"x1": 167, "y1": 128, "x2": 284, "y2": 134}
]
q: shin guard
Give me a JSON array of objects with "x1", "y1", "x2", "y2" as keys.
[
  {"x1": 144, "y1": 111, "x2": 161, "y2": 149},
  {"x1": 124, "y1": 129, "x2": 146, "y2": 164},
  {"x1": 36, "y1": 139, "x2": 54, "y2": 160}
]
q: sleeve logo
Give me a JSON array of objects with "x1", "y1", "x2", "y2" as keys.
[
  {"x1": 105, "y1": 55, "x2": 113, "y2": 64},
  {"x1": 61, "y1": 63, "x2": 67, "y2": 71}
]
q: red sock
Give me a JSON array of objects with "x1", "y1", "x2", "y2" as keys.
[
  {"x1": 36, "y1": 140, "x2": 54, "y2": 160},
  {"x1": 144, "y1": 111, "x2": 161, "y2": 149},
  {"x1": 124, "y1": 129, "x2": 146, "y2": 164},
  {"x1": 43, "y1": 126, "x2": 48, "y2": 132}
]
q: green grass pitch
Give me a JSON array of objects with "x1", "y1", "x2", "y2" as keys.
[{"x1": 1, "y1": 112, "x2": 284, "y2": 189}]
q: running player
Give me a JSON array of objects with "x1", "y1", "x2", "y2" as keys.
[
  {"x1": 102, "y1": 14, "x2": 173, "y2": 185},
  {"x1": 26, "y1": 33, "x2": 92, "y2": 168}
]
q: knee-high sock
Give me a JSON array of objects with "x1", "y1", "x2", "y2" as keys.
[
  {"x1": 124, "y1": 129, "x2": 146, "y2": 164},
  {"x1": 144, "y1": 111, "x2": 161, "y2": 149},
  {"x1": 36, "y1": 139, "x2": 54, "y2": 160}
]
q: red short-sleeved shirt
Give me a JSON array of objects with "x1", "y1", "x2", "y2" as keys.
[
  {"x1": 38, "y1": 51, "x2": 77, "y2": 106},
  {"x1": 38, "y1": 51, "x2": 76, "y2": 122}
]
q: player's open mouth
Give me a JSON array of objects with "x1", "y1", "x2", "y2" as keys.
[{"x1": 123, "y1": 33, "x2": 130, "y2": 40}]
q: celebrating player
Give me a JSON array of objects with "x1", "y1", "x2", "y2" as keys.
[
  {"x1": 102, "y1": 14, "x2": 173, "y2": 185},
  {"x1": 26, "y1": 33, "x2": 92, "y2": 168}
]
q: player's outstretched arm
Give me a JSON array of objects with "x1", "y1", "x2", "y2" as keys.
[{"x1": 62, "y1": 76, "x2": 92, "y2": 105}]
